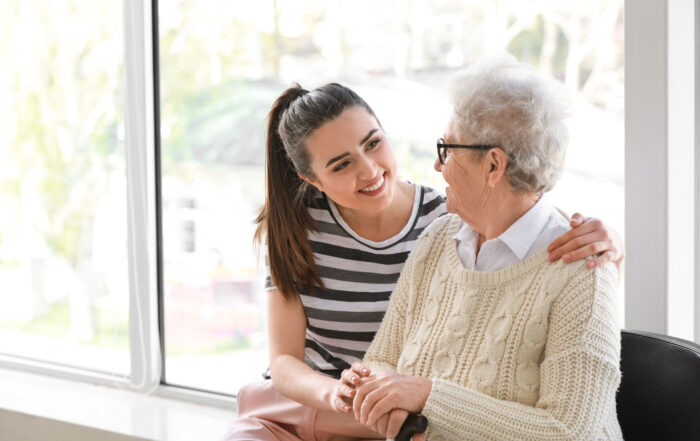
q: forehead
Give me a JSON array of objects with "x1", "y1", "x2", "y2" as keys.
[{"x1": 307, "y1": 107, "x2": 378, "y2": 153}]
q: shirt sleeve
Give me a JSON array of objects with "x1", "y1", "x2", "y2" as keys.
[{"x1": 421, "y1": 264, "x2": 622, "y2": 441}]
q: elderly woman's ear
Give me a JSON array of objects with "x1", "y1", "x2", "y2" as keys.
[{"x1": 484, "y1": 148, "x2": 509, "y2": 188}]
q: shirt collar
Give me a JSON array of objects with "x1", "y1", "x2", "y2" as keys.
[
  {"x1": 497, "y1": 194, "x2": 553, "y2": 260},
  {"x1": 453, "y1": 220, "x2": 478, "y2": 247},
  {"x1": 453, "y1": 195, "x2": 555, "y2": 259}
]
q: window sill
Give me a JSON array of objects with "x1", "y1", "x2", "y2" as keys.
[{"x1": 0, "y1": 367, "x2": 235, "y2": 441}]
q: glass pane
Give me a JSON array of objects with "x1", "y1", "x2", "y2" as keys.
[
  {"x1": 159, "y1": 0, "x2": 624, "y2": 394},
  {"x1": 0, "y1": 1, "x2": 129, "y2": 374}
]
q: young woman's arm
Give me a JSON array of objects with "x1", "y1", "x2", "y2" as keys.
[{"x1": 267, "y1": 289, "x2": 345, "y2": 412}]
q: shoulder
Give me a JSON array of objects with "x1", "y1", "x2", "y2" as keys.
[
  {"x1": 416, "y1": 184, "x2": 446, "y2": 210},
  {"x1": 307, "y1": 188, "x2": 329, "y2": 210},
  {"x1": 421, "y1": 212, "x2": 459, "y2": 238},
  {"x1": 408, "y1": 183, "x2": 446, "y2": 224},
  {"x1": 544, "y1": 259, "x2": 619, "y2": 315},
  {"x1": 542, "y1": 260, "x2": 620, "y2": 358},
  {"x1": 409, "y1": 214, "x2": 460, "y2": 264}
]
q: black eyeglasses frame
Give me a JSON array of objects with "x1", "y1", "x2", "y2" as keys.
[{"x1": 436, "y1": 138, "x2": 496, "y2": 165}]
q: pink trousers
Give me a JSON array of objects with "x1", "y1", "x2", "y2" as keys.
[{"x1": 220, "y1": 380, "x2": 384, "y2": 441}]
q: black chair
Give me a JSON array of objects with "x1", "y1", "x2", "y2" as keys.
[
  {"x1": 397, "y1": 330, "x2": 700, "y2": 441},
  {"x1": 617, "y1": 329, "x2": 700, "y2": 441}
]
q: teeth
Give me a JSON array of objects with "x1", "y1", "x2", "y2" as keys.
[{"x1": 360, "y1": 175, "x2": 384, "y2": 192}]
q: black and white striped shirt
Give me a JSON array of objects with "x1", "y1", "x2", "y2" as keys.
[{"x1": 265, "y1": 183, "x2": 446, "y2": 379}]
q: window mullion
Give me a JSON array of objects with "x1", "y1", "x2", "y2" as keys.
[
  {"x1": 624, "y1": 0, "x2": 669, "y2": 334},
  {"x1": 124, "y1": 0, "x2": 161, "y2": 391}
]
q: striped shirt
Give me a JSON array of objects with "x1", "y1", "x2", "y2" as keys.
[{"x1": 265, "y1": 183, "x2": 446, "y2": 378}]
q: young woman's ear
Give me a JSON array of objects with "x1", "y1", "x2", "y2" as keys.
[
  {"x1": 485, "y1": 148, "x2": 508, "y2": 188},
  {"x1": 298, "y1": 173, "x2": 323, "y2": 192}
]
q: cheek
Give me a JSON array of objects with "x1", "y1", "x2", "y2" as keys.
[
  {"x1": 381, "y1": 147, "x2": 397, "y2": 173},
  {"x1": 444, "y1": 165, "x2": 473, "y2": 204},
  {"x1": 442, "y1": 163, "x2": 461, "y2": 188}
]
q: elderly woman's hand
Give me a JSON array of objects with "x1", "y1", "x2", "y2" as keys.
[
  {"x1": 352, "y1": 371, "x2": 432, "y2": 434},
  {"x1": 547, "y1": 213, "x2": 625, "y2": 270}
]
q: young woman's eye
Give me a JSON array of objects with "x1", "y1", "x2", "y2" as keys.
[
  {"x1": 333, "y1": 161, "x2": 349, "y2": 172},
  {"x1": 366, "y1": 138, "x2": 381, "y2": 150}
]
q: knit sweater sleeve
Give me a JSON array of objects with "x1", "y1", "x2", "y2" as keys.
[{"x1": 422, "y1": 263, "x2": 621, "y2": 441}]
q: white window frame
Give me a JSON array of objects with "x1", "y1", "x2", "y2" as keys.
[
  {"x1": 0, "y1": 0, "x2": 236, "y2": 409},
  {"x1": 625, "y1": 0, "x2": 699, "y2": 343},
  {"x1": 1, "y1": 0, "x2": 698, "y2": 410}
]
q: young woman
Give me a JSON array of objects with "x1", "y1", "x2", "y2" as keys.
[{"x1": 221, "y1": 83, "x2": 624, "y2": 441}]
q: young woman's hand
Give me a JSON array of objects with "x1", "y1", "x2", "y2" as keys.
[
  {"x1": 547, "y1": 213, "x2": 625, "y2": 270},
  {"x1": 334, "y1": 362, "x2": 372, "y2": 413}
]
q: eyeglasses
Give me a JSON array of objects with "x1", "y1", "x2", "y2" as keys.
[{"x1": 436, "y1": 138, "x2": 495, "y2": 165}]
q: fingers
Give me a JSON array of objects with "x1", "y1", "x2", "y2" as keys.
[
  {"x1": 338, "y1": 383, "x2": 355, "y2": 399},
  {"x1": 412, "y1": 433, "x2": 426, "y2": 441},
  {"x1": 353, "y1": 377, "x2": 380, "y2": 421},
  {"x1": 551, "y1": 230, "x2": 610, "y2": 262},
  {"x1": 340, "y1": 368, "x2": 360, "y2": 387},
  {"x1": 386, "y1": 409, "x2": 409, "y2": 439},
  {"x1": 564, "y1": 240, "x2": 611, "y2": 266},
  {"x1": 547, "y1": 217, "x2": 604, "y2": 256},
  {"x1": 337, "y1": 369, "x2": 363, "y2": 414},
  {"x1": 569, "y1": 212, "x2": 587, "y2": 227},
  {"x1": 364, "y1": 392, "x2": 396, "y2": 427},
  {"x1": 375, "y1": 413, "x2": 390, "y2": 437},
  {"x1": 589, "y1": 249, "x2": 616, "y2": 269},
  {"x1": 333, "y1": 395, "x2": 352, "y2": 413},
  {"x1": 351, "y1": 362, "x2": 371, "y2": 377},
  {"x1": 334, "y1": 375, "x2": 356, "y2": 413}
]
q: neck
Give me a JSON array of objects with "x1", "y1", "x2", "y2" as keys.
[{"x1": 474, "y1": 189, "x2": 541, "y2": 249}]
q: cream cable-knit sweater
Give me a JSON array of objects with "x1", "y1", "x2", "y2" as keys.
[{"x1": 364, "y1": 214, "x2": 623, "y2": 441}]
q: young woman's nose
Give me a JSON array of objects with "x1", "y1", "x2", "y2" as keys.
[{"x1": 357, "y1": 154, "x2": 379, "y2": 179}]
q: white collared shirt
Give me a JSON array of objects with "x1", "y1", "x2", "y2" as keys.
[{"x1": 454, "y1": 195, "x2": 571, "y2": 271}]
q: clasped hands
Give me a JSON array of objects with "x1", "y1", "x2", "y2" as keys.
[{"x1": 333, "y1": 362, "x2": 432, "y2": 440}]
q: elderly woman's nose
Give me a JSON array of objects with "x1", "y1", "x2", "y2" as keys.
[{"x1": 434, "y1": 157, "x2": 443, "y2": 172}]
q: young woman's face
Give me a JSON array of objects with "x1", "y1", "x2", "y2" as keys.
[{"x1": 301, "y1": 106, "x2": 398, "y2": 213}]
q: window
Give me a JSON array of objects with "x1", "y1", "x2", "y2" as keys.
[
  {"x1": 0, "y1": 1, "x2": 129, "y2": 374},
  {"x1": 157, "y1": 0, "x2": 624, "y2": 395},
  {"x1": 2, "y1": 0, "x2": 696, "y2": 410}
]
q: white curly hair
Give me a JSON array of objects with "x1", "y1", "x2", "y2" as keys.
[{"x1": 448, "y1": 55, "x2": 571, "y2": 193}]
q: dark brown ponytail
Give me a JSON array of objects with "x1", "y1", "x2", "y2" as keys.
[{"x1": 255, "y1": 83, "x2": 379, "y2": 301}]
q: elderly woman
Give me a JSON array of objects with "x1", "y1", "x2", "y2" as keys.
[{"x1": 346, "y1": 57, "x2": 623, "y2": 441}]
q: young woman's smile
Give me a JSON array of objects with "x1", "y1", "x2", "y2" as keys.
[
  {"x1": 358, "y1": 173, "x2": 386, "y2": 195},
  {"x1": 301, "y1": 106, "x2": 398, "y2": 213}
]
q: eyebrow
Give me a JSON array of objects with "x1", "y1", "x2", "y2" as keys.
[
  {"x1": 359, "y1": 128, "x2": 379, "y2": 146},
  {"x1": 324, "y1": 128, "x2": 380, "y2": 168},
  {"x1": 325, "y1": 152, "x2": 350, "y2": 168}
]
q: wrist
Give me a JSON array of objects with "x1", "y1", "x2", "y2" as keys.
[
  {"x1": 421, "y1": 377, "x2": 433, "y2": 411},
  {"x1": 320, "y1": 376, "x2": 340, "y2": 411},
  {"x1": 410, "y1": 375, "x2": 433, "y2": 412}
]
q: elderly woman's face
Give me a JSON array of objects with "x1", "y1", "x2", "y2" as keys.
[{"x1": 434, "y1": 117, "x2": 489, "y2": 224}]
